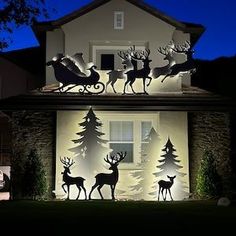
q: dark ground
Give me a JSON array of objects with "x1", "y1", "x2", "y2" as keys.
[{"x1": 0, "y1": 200, "x2": 235, "y2": 233}]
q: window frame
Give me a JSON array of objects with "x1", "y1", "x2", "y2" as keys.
[
  {"x1": 101, "y1": 112, "x2": 159, "y2": 169},
  {"x1": 114, "y1": 11, "x2": 124, "y2": 30}
]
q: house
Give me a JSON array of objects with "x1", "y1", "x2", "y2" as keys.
[{"x1": 0, "y1": 0, "x2": 235, "y2": 201}]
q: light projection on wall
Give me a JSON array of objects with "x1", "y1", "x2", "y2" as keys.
[
  {"x1": 0, "y1": 166, "x2": 11, "y2": 200},
  {"x1": 152, "y1": 138, "x2": 188, "y2": 200},
  {"x1": 55, "y1": 110, "x2": 189, "y2": 201},
  {"x1": 45, "y1": 41, "x2": 196, "y2": 95}
]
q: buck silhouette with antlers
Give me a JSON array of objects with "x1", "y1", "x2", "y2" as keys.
[
  {"x1": 60, "y1": 157, "x2": 87, "y2": 200},
  {"x1": 89, "y1": 151, "x2": 126, "y2": 200},
  {"x1": 124, "y1": 46, "x2": 152, "y2": 94},
  {"x1": 158, "y1": 175, "x2": 176, "y2": 201}
]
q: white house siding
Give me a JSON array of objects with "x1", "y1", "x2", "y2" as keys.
[{"x1": 46, "y1": 0, "x2": 191, "y2": 92}]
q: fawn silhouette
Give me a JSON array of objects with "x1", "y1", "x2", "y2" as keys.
[
  {"x1": 89, "y1": 152, "x2": 126, "y2": 200},
  {"x1": 158, "y1": 175, "x2": 176, "y2": 201},
  {"x1": 60, "y1": 157, "x2": 87, "y2": 200}
]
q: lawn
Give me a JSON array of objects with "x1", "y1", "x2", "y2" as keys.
[{"x1": 0, "y1": 200, "x2": 235, "y2": 233}]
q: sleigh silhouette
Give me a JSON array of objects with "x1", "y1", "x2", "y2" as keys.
[{"x1": 46, "y1": 53, "x2": 105, "y2": 94}]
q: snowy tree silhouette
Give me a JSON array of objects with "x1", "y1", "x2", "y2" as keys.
[
  {"x1": 150, "y1": 137, "x2": 188, "y2": 200},
  {"x1": 69, "y1": 108, "x2": 108, "y2": 171},
  {"x1": 129, "y1": 127, "x2": 160, "y2": 200}
]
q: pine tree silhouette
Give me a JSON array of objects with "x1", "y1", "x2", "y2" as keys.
[
  {"x1": 151, "y1": 137, "x2": 188, "y2": 200},
  {"x1": 69, "y1": 108, "x2": 108, "y2": 171},
  {"x1": 129, "y1": 127, "x2": 160, "y2": 200}
]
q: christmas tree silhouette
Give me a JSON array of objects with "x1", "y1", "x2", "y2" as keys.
[
  {"x1": 129, "y1": 127, "x2": 160, "y2": 200},
  {"x1": 69, "y1": 107, "x2": 108, "y2": 171},
  {"x1": 151, "y1": 137, "x2": 188, "y2": 200}
]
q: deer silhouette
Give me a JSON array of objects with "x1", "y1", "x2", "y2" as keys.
[
  {"x1": 106, "y1": 50, "x2": 133, "y2": 93},
  {"x1": 161, "y1": 41, "x2": 196, "y2": 83},
  {"x1": 89, "y1": 151, "x2": 126, "y2": 200},
  {"x1": 158, "y1": 175, "x2": 176, "y2": 201},
  {"x1": 124, "y1": 47, "x2": 152, "y2": 94},
  {"x1": 151, "y1": 42, "x2": 175, "y2": 79},
  {"x1": 60, "y1": 157, "x2": 87, "y2": 200}
]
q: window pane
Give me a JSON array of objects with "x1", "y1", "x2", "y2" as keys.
[
  {"x1": 122, "y1": 121, "x2": 133, "y2": 141},
  {"x1": 110, "y1": 121, "x2": 121, "y2": 141},
  {"x1": 141, "y1": 121, "x2": 152, "y2": 141},
  {"x1": 101, "y1": 54, "x2": 114, "y2": 70},
  {"x1": 110, "y1": 143, "x2": 133, "y2": 163}
]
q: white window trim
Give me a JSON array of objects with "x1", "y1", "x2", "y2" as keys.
[
  {"x1": 114, "y1": 11, "x2": 124, "y2": 30},
  {"x1": 100, "y1": 112, "x2": 159, "y2": 169}
]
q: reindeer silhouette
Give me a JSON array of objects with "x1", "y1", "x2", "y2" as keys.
[
  {"x1": 124, "y1": 47, "x2": 152, "y2": 94},
  {"x1": 158, "y1": 175, "x2": 176, "y2": 201},
  {"x1": 106, "y1": 51, "x2": 133, "y2": 93},
  {"x1": 152, "y1": 42, "x2": 175, "y2": 79},
  {"x1": 161, "y1": 41, "x2": 196, "y2": 83},
  {"x1": 60, "y1": 157, "x2": 87, "y2": 200},
  {"x1": 89, "y1": 152, "x2": 126, "y2": 200}
]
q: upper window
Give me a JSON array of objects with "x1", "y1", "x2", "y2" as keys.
[
  {"x1": 101, "y1": 54, "x2": 114, "y2": 70},
  {"x1": 114, "y1": 11, "x2": 124, "y2": 30}
]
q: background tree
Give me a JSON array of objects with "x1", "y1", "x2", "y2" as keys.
[
  {"x1": 0, "y1": 0, "x2": 49, "y2": 50},
  {"x1": 130, "y1": 127, "x2": 160, "y2": 200},
  {"x1": 22, "y1": 149, "x2": 47, "y2": 200},
  {"x1": 151, "y1": 137, "x2": 188, "y2": 200},
  {"x1": 196, "y1": 150, "x2": 222, "y2": 198},
  {"x1": 69, "y1": 108, "x2": 108, "y2": 171}
]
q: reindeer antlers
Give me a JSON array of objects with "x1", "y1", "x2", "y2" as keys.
[
  {"x1": 104, "y1": 151, "x2": 127, "y2": 164},
  {"x1": 60, "y1": 156, "x2": 75, "y2": 167}
]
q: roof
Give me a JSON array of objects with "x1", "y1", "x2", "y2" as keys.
[
  {"x1": 34, "y1": 0, "x2": 205, "y2": 44},
  {"x1": 0, "y1": 87, "x2": 235, "y2": 112}
]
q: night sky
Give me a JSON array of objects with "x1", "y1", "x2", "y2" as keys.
[{"x1": 3, "y1": 0, "x2": 236, "y2": 60}]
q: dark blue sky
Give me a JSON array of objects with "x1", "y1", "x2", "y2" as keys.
[{"x1": 3, "y1": 0, "x2": 236, "y2": 60}]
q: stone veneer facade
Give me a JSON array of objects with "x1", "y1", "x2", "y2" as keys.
[{"x1": 10, "y1": 111, "x2": 232, "y2": 199}]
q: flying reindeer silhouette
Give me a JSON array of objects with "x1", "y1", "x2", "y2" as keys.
[
  {"x1": 151, "y1": 42, "x2": 175, "y2": 79},
  {"x1": 60, "y1": 157, "x2": 87, "y2": 200},
  {"x1": 89, "y1": 152, "x2": 126, "y2": 200},
  {"x1": 161, "y1": 41, "x2": 196, "y2": 83},
  {"x1": 158, "y1": 175, "x2": 176, "y2": 201}
]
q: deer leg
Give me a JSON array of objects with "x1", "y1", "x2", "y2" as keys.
[
  {"x1": 111, "y1": 185, "x2": 116, "y2": 200},
  {"x1": 168, "y1": 189, "x2": 173, "y2": 201},
  {"x1": 123, "y1": 80, "x2": 129, "y2": 94},
  {"x1": 158, "y1": 186, "x2": 161, "y2": 201},
  {"x1": 76, "y1": 186, "x2": 81, "y2": 200},
  {"x1": 111, "y1": 81, "x2": 117, "y2": 93},
  {"x1": 147, "y1": 77, "x2": 152, "y2": 86},
  {"x1": 97, "y1": 185, "x2": 104, "y2": 200},
  {"x1": 67, "y1": 185, "x2": 70, "y2": 200},
  {"x1": 62, "y1": 183, "x2": 67, "y2": 193},
  {"x1": 89, "y1": 184, "x2": 97, "y2": 200},
  {"x1": 161, "y1": 188, "x2": 165, "y2": 201},
  {"x1": 129, "y1": 80, "x2": 136, "y2": 94},
  {"x1": 81, "y1": 185, "x2": 87, "y2": 200}
]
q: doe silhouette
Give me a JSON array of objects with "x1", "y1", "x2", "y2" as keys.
[
  {"x1": 89, "y1": 152, "x2": 126, "y2": 200},
  {"x1": 158, "y1": 175, "x2": 176, "y2": 201},
  {"x1": 60, "y1": 157, "x2": 87, "y2": 200}
]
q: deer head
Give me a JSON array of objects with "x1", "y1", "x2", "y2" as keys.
[
  {"x1": 60, "y1": 157, "x2": 75, "y2": 174},
  {"x1": 104, "y1": 152, "x2": 127, "y2": 171}
]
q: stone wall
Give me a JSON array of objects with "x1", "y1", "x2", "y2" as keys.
[
  {"x1": 12, "y1": 111, "x2": 55, "y2": 199},
  {"x1": 189, "y1": 112, "x2": 232, "y2": 196}
]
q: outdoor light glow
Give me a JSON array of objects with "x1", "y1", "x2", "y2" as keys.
[{"x1": 55, "y1": 110, "x2": 189, "y2": 201}]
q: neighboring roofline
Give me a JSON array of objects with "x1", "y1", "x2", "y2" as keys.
[
  {"x1": 34, "y1": 0, "x2": 205, "y2": 44},
  {"x1": 0, "y1": 93, "x2": 235, "y2": 112}
]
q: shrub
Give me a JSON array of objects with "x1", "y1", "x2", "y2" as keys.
[{"x1": 196, "y1": 150, "x2": 222, "y2": 198}]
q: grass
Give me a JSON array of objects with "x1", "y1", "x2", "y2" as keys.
[{"x1": 0, "y1": 200, "x2": 235, "y2": 233}]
